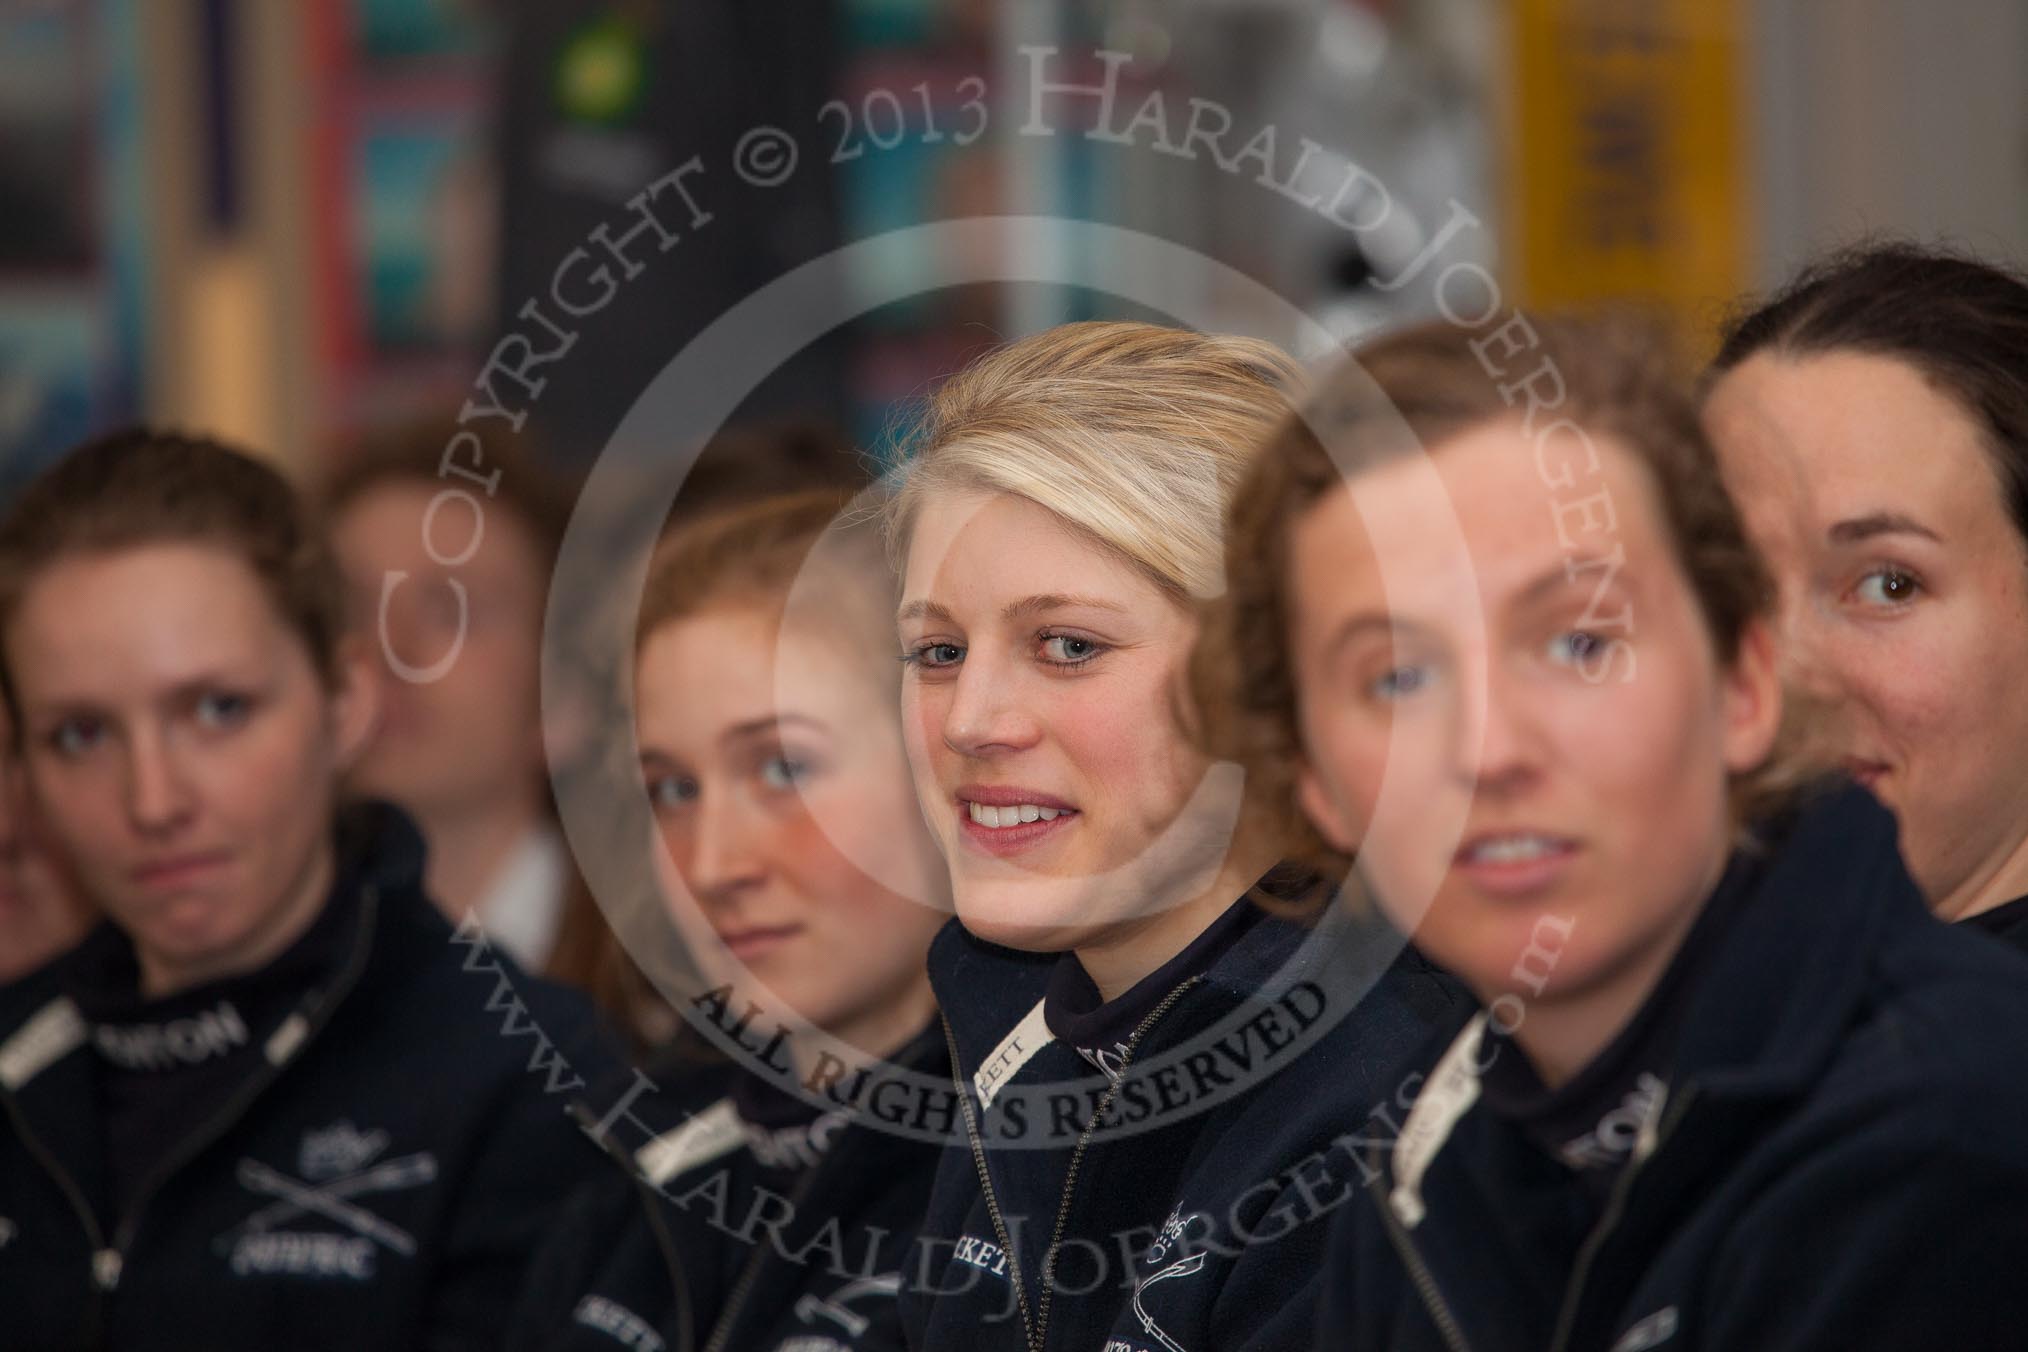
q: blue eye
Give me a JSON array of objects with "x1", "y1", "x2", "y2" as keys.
[
  {"x1": 194, "y1": 691, "x2": 251, "y2": 729},
  {"x1": 1040, "y1": 634, "x2": 1104, "y2": 666},
  {"x1": 1853, "y1": 568, "x2": 1921, "y2": 607},
  {"x1": 758, "y1": 756, "x2": 809, "y2": 791},
  {"x1": 47, "y1": 717, "x2": 105, "y2": 758},
  {"x1": 1370, "y1": 665, "x2": 1430, "y2": 700},
  {"x1": 646, "y1": 773, "x2": 699, "y2": 810},
  {"x1": 1547, "y1": 632, "x2": 1605, "y2": 667},
  {"x1": 902, "y1": 642, "x2": 965, "y2": 669}
]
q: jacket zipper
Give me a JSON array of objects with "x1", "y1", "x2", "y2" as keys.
[
  {"x1": 569, "y1": 1099, "x2": 699, "y2": 1352},
  {"x1": 0, "y1": 1075, "x2": 113, "y2": 1343},
  {"x1": 1033, "y1": 976, "x2": 1200, "y2": 1352},
  {"x1": 701, "y1": 1154, "x2": 828, "y2": 1352},
  {"x1": 1361, "y1": 1162, "x2": 1474, "y2": 1352},
  {"x1": 942, "y1": 1009, "x2": 1039, "y2": 1350},
  {"x1": 1546, "y1": 1085, "x2": 1698, "y2": 1352},
  {"x1": 11, "y1": 883, "x2": 382, "y2": 1324},
  {"x1": 107, "y1": 886, "x2": 382, "y2": 1269}
]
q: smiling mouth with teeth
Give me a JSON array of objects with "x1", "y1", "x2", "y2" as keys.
[
  {"x1": 965, "y1": 801, "x2": 1069, "y2": 829},
  {"x1": 1459, "y1": 834, "x2": 1574, "y2": 864}
]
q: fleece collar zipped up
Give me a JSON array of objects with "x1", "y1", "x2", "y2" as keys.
[
  {"x1": 0, "y1": 879, "x2": 379, "y2": 1327},
  {"x1": 1351, "y1": 783, "x2": 1950, "y2": 1352},
  {"x1": 908, "y1": 876, "x2": 1464, "y2": 1352}
]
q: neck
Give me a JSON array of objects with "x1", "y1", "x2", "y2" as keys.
[
  {"x1": 138, "y1": 844, "x2": 334, "y2": 999},
  {"x1": 0, "y1": 894, "x2": 92, "y2": 985},
  {"x1": 1932, "y1": 829, "x2": 2028, "y2": 923},
  {"x1": 411, "y1": 790, "x2": 545, "y2": 920},
  {"x1": 1506, "y1": 845, "x2": 1726, "y2": 1090},
  {"x1": 792, "y1": 976, "x2": 940, "y2": 1080},
  {"x1": 1074, "y1": 844, "x2": 1278, "y2": 1004}
]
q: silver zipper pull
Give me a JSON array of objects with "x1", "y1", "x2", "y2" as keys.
[{"x1": 93, "y1": 1247, "x2": 123, "y2": 1291}]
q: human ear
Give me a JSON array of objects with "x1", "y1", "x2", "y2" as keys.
[
  {"x1": 1719, "y1": 619, "x2": 1783, "y2": 774},
  {"x1": 1296, "y1": 759, "x2": 1360, "y2": 855},
  {"x1": 328, "y1": 635, "x2": 382, "y2": 775}
]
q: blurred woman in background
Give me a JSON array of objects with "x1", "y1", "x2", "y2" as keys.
[
  {"x1": 512, "y1": 488, "x2": 950, "y2": 1352},
  {"x1": 0, "y1": 429, "x2": 616, "y2": 1351},
  {"x1": 0, "y1": 725, "x2": 90, "y2": 993},
  {"x1": 891, "y1": 321, "x2": 1458, "y2": 1352},
  {"x1": 1209, "y1": 318, "x2": 2028, "y2": 1349},
  {"x1": 324, "y1": 430, "x2": 581, "y2": 975},
  {"x1": 1704, "y1": 244, "x2": 2028, "y2": 951}
]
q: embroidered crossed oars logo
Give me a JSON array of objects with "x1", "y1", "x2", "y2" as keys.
[
  {"x1": 1131, "y1": 1251, "x2": 1209, "y2": 1352},
  {"x1": 220, "y1": 1152, "x2": 439, "y2": 1257},
  {"x1": 794, "y1": 1273, "x2": 904, "y2": 1337}
]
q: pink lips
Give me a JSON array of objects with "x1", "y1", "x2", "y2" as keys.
[
  {"x1": 954, "y1": 784, "x2": 1079, "y2": 859},
  {"x1": 1451, "y1": 832, "x2": 1580, "y2": 898},
  {"x1": 718, "y1": 924, "x2": 803, "y2": 962},
  {"x1": 130, "y1": 850, "x2": 231, "y2": 893}
]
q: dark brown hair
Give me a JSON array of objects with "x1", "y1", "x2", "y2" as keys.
[
  {"x1": 1198, "y1": 315, "x2": 1804, "y2": 874},
  {"x1": 0, "y1": 427, "x2": 346, "y2": 715},
  {"x1": 1710, "y1": 241, "x2": 2028, "y2": 548}
]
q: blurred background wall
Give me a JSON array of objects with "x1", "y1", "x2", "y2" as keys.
[{"x1": 0, "y1": 0, "x2": 2021, "y2": 485}]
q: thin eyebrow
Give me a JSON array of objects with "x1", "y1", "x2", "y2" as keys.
[
  {"x1": 721, "y1": 713, "x2": 827, "y2": 745},
  {"x1": 1827, "y1": 512, "x2": 1943, "y2": 546},
  {"x1": 1000, "y1": 593, "x2": 1131, "y2": 623},
  {"x1": 1513, "y1": 554, "x2": 1625, "y2": 610},
  {"x1": 897, "y1": 593, "x2": 1131, "y2": 627},
  {"x1": 1324, "y1": 612, "x2": 1439, "y2": 659},
  {"x1": 1322, "y1": 555, "x2": 1625, "y2": 658}
]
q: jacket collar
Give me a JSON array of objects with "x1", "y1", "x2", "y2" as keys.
[
  {"x1": 931, "y1": 867, "x2": 1346, "y2": 1081},
  {"x1": 1668, "y1": 782, "x2": 1913, "y2": 1097},
  {"x1": 1385, "y1": 780, "x2": 1916, "y2": 1228}
]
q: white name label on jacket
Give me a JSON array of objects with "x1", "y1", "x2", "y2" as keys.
[
  {"x1": 637, "y1": 1099, "x2": 745, "y2": 1185},
  {"x1": 1390, "y1": 1013, "x2": 1487, "y2": 1228},
  {"x1": 0, "y1": 998, "x2": 86, "y2": 1091},
  {"x1": 974, "y1": 998, "x2": 1053, "y2": 1109}
]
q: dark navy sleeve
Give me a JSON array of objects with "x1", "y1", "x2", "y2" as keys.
[
  {"x1": 419, "y1": 993, "x2": 625, "y2": 1352},
  {"x1": 1693, "y1": 1119, "x2": 2028, "y2": 1349}
]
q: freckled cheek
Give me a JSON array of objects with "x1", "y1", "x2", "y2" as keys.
[
  {"x1": 1832, "y1": 627, "x2": 1965, "y2": 754},
  {"x1": 1050, "y1": 697, "x2": 1178, "y2": 820},
  {"x1": 771, "y1": 802, "x2": 905, "y2": 928}
]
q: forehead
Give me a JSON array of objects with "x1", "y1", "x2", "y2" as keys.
[
  {"x1": 1707, "y1": 352, "x2": 2002, "y2": 530},
  {"x1": 636, "y1": 604, "x2": 886, "y2": 748},
  {"x1": 1293, "y1": 420, "x2": 1667, "y2": 620},
  {"x1": 902, "y1": 488, "x2": 1163, "y2": 613},
  {"x1": 333, "y1": 479, "x2": 547, "y2": 584},
  {"x1": 8, "y1": 543, "x2": 299, "y2": 705}
]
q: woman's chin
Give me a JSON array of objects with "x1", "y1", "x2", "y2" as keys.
[{"x1": 951, "y1": 886, "x2": 1093, "y2": 954}]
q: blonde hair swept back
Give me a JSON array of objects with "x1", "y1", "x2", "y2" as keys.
[{"x1": 886, "y1": 320, "x2": 1304, "y2": 600}]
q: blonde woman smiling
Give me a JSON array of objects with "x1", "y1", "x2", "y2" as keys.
[{"x1": 891, "y1": 321, "x2": 1459, "y2": 1352}]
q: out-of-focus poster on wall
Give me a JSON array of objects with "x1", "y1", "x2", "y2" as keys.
[
  {"x1": 310, "y1": 0, "x2": 498, "y2": 435},
  {"x1": 356, "y1": 112, "x2": 495, "y2": 353},
  {"x1": 354, "y1": 0, "x2": 491, "y2": 62},
  {"x1": 1504, "y1": 0, "x2": 1749, "y2": 343},
  {"x1": 0, "y1": 299, "x2": 101, "y2": 498},
  {"x1": 0, "y1": 0, "x2": 146, "y2": 489}
]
